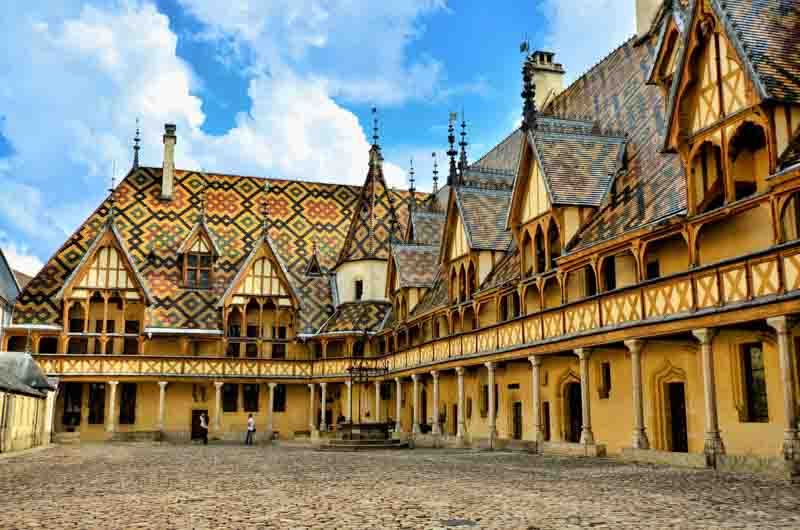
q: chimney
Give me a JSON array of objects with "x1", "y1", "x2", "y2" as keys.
[
  {"x1": 162, "y1": 123, "x2": 176, "y2": 200},
  {"x1": 636, "y1": 0, "x2": 661, "y2": 36},
  {"x1": 529, "y1": 51, "x2": 565, "y2": 111}
]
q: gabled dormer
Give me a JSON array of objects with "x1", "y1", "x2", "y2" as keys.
[{"x1": 177, "y1": 215, "x2": 221, "y2": 290}]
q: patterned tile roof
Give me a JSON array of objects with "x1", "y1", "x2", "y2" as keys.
[
  {"x1": 778, "y1": 128, "x2": 800, "y2": 170},
  {"x1": 471, "y1": 128, "x2": 525, "y2": 174},
  {"x1": 547, "y1": 35, "x2": 687, "y2": 252},
  {"x1": 317, "y1": 301, "x2": 391, "y2": 335},
  {"x1": 455, "y1": 187, "x2": 513, "y2": 251},
  {"x1": 410, "y1": 265, "x2": 448, "y2": 317},
  {"x1": 391, "y1": 244, "x2": 440, "y2": 288},
  {"x1": 409, "y1": 211, "x2": 446, "y2": 246},
  {"x1": 478, "y1": 245, "x2": 520, "y2": 293},
  {"x1": 715, "y1": 0, "x2": 800, "y2": 103},
  {"x1": 532, "y1": 120, "x2": 625, "y2": 207},
  {"x1": 336, "y1": 148, "x2": 400, "y2": 266},
  {"x1": 14, "y1": 168, "x2": 418, "y2": 334}
]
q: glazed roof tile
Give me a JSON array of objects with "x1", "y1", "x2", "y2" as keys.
[
  {"x1": 317, "y1": 301, "x2": 391, "y2": 335},
  {"x1": 15, "y1": 168, "x2": 419, "y2": 334},
  {"x1": 410, "y1": 265, "x2": 449, "y2": 317},
  {"x1": 391, "y1": 244, "x2": 440, "y2": 288},
  {"x1": 455, "y1": 187, "x2": 513, "y2": 251},
  {"x1": 471, "y1": 128, "x2": 525, "y2": 174},
  {"x1": 409, "y1": 211, "x2": 446, "y2": 246}
]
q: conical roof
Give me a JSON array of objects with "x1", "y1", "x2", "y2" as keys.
[{"x1": 336, "y1": 145, "x2": 400, "y2": 266}]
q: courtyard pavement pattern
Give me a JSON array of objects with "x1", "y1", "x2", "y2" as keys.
[{"x1": 0, "y1": 444, "x2": 799, "y2": 529}]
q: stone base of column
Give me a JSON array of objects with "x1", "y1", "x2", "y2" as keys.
[
  {"x1": 395, "y1": 421, "x2": 402, "y2": 433},
  {"x1": 704, "y1": 432, "x2": 725, "y2": 467},
  {"x1": 632, "y1": 429, "x2": 650, "y2": 450},
  {"x1": 412, "y1": 424, "x2": 421, "y2": 434},
  {"x1": 432, "y1": 424, "x2": 441, "y2": 435},
  {"x1": 580, "y1": 428, "x2": 595, "y2": 445},
  {"x1": 782, "y1": 434, "x2": 800, "y2": 461}
]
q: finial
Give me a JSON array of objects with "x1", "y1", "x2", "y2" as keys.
[
  {"x1": 447, "y1": 112, "x2": 458, "y2": 187},
  {"x1": 261, "y1": 180, "x2": 270, "y2": 235},
  {"x1": 458, "y1": 111, "x2": 469, "y2": 182},
  {"x1": 371, "y1": 107, "x2": 379, "y2": 147},
  {"x1": 408, "y1": 158, "x2": 416, "y2": 212},
  {"x1": 431, "y1": 152, "x2": 439, "y2": 195},
  {"x1": 132, "y1": 118, "x2": 141, "y2": 170},
  {"x1": 521, "y1": 54, "x2": 537, "y2": 131},
  {"x1": 108, "y1": 171, "x2": 117, "y2": 222}
]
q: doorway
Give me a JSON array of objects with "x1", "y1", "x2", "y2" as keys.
[
  {"x1": 191, "y1": 410, "x2": 208, "y2": 440},
  {"x1": 512, "y1": 401, "x2": 523, "y2": 440},
  {"x1": 565, "y1": 382, "x2": 582, "y2": 443},
  {"x1": 420, "y1": 388, "x2": 428, "y2": 431},
  {"x1": 451, "y1": 404, "x2": 458, "y2": 435},
  {"x1": 62, "y1": 382, "x2": 83, "y2": 431},
  {"x1": 666, "y1": 382, "x2": 688, "y2": 452}
]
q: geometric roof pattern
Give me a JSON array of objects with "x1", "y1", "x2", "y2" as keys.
[
  {"x1": 471, "y1": 128, "x2": 525, "y2": 174},
  {"x1": 549, "y1": 36, "x2": 687, "y2": 252},
  {"x1": 408, "y1": 211, "x2": 446, "y2": 246},
  {"x1": 317, "y1": 300, "x2": 391, "y2": 335},
  {"x1": 14, "y1": 167, "x2": 419, "y2": 334},
  {"x1": 455, "y1": 186, "x2": 514, "y2": 252},
  {"x1": 391, "y1": 244, "x2": 440, "y2": 289},
  {"x1": 336, "y1": 146, "x2": 401, "y2": 266},
  {"x1": 532, "y1": 118, "x2": 625, "y2": 207}
]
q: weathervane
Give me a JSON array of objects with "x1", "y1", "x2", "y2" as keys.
[
  {"x1": 447, "y1": 112, "x2": 458, "y2": 186},
  {"x1": 431, "y1": 152, "x2": 439, "y2": 194},
  {"x1": 132, "y1": 118, "x2": 141, "y2": 170}
]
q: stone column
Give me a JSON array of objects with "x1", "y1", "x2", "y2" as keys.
[
  {"x1": 624, "y1": 339, "x2": 649, "y2": 449},
  {"x1": 157, "y1": 381, "x2": 168, "y2": 432},
  {"x1": 345, "y1": 381, "x2": 353, "y2": 423},
  {"x1": 307, "y1": 383, "x2": 316, "y2": 430},
  {"x1": 574, "y1": 349, "x2": 594, "y2": 445},
  {"x1": 767, "y1": 316, "x2": 800, "y2": 460},
  {"x1": 213, "y1": 382, "x2": 223, "y2": 432},
  {"x1": 106, "y1": 381, "x2": 118, "y2": 433},
  {"x1": 374, "y1": 380, "x2": 381, "y2": 423},
  {"x1": 486, "y1": 362, "x2": 497, "y2": 442},
  {"x1": 456, "y1": 367, "x2": 465, "y2": 439},
  {"x1": 431, "y1": 370, "x2": 441, "y2": 435},
  {"x1": 394, "y1": 377, "x2": 402, "y2": 432},
  {"x1": 528, "y1": 355, "x2": 544, "y2": 445},
  {"x1": 692, "y1": 328, "x2": 725, "y2": 460},
  {"x1": 319, "y1": 382, "x2": 327, "y2": 431},
  {"x1": 412, "y1": 374, "x2": 420, "y2": 434},
  {"x1": 43, "y1": 381, "x2": 59, "y2": 445},
  {"x1": 266, "y1": 383, "x2": 276, "y2": 439}
]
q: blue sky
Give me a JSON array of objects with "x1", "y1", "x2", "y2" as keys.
[{"x1": 0, "y1": 0, "x2": 635, "y2": 274}]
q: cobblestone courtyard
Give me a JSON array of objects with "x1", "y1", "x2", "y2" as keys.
[{"x1": 1, "y1": 444, "x2": 799, "y2": 529}]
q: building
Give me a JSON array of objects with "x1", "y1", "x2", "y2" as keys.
[
  {"x1": 5, "y1": 0, "x2": 800, "y2": 473},
  {"x1": 0, "y1": 248, "x2": 21, "y2": 336}
]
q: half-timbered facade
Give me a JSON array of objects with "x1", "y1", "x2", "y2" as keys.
[{"x1": 6, "y1": 0, "x2": 800, "y2": 474}]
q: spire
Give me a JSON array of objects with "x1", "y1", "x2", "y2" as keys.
[
  {"x1": 108, "y1": 173, "x2": 117, "y2": 223},
  {"x1": 447, "y1": 112, "x2": 458, "y2": 186},
  {"x1": 261, "y1": 180, "x2": 270, "y2": 236},
  {"x1": 132, "y1": 118, "x2": 141, "y2": 170},
  {"x1": 521, "y1": 53, "x2": 537, "y2": 131},
  {"x1": 431, "y1": 152, "x2": 439, "y2": 195},
  {"x1": 408, "y1": 158, "x2": 416, "y2": 212},
  {"x1": 458, "y1": 112, "x2": 469, "y2": 183},
  {"x1": 369, "y1": 107, "x2": 383, "y2": 169}
]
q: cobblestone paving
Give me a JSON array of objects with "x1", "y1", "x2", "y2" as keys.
[{"x1": 1, "y1": 443, "x2": 799, "y2": 529}]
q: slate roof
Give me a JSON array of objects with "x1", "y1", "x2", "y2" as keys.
[
  {"x1": 0, "y1": 249, "x2": 20, "y2": 305},
  {"x1": 547, "y1": 35, "x2": 687, "y2": 252},
  {"x1": 778, "y1": 129, "x2": 800, "y2": 170},
  {"x1": 409, "y1": 212, "x2": 446, "y2": 246},
  {"x1": 336, "y1": 147, "x2": 400, "y2": 266},
  {"x1": 479, "y1": 245, "x2": 520, "y2": 293},
  {"x1": 391, "y1": 244, "x2": 440, "y2": 288},
  {"x1": 317, "y1": 301, "x2": 391, "y2": 335},
  {"x1": 0, "y1": 352, "x2": 54, "y2": 397},
  {"x1": 455, "y1": 187, "x2": 514, "y2": 252},
  {"x1": 532, "y1": 118, "x2": 625, "y2": 207},
  {"x1": 715, "y1": 0, "x2": 800, "y2": 103},
  {"x1": 14, "y1": 168, "x2": 420, "y2": 335}
]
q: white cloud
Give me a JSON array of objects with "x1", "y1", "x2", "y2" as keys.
[
  {"x1": 540, "y1": 0, "x2": 636, "y2": 84},
  {"x1": 0, "y1": 235, "x2": 44, "y2": 276}
]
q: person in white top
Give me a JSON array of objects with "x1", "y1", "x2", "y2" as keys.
[
  {"x1": 199, "y1": 413, "x2": 209, "y2": 445},
  {"x1": 245, "y1": 414, "x2": 255, "y2": 445}
]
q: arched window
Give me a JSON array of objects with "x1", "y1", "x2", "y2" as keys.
[
  {"x1": 547, "y1": 221, "x2": 561, "y2": 270},
  {"x1": 354, "y1": 278, "x2": 364, "y2": 301},
  {"x1": 352, "y1": 340, "x2": 365, "y2": 357},
  {"x1": 535, "y1": 226, "x2": 546, "y2": 273},
  {"x1": 467, "y1": 262, "x2": 477, "y2": 300},
  {"x1": 691, "y1": 141, "x2": 725, "y2": 213},
  {"x1": 729, "y1": 121, "x2": 768, "y2": 201},
  {"x1": 521, "y1": 230, "x2": 533, "y2": 277}
]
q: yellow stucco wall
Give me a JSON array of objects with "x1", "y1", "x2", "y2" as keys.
[
  {"x1": 0, "y1": 392, "x2": 47, "y2": 452},
  {"x1": 336, "y1": 260, "x2": 388, "y2": 303}
]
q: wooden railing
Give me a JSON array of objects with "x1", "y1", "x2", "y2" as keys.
[{"x1": 34, "y1": 243, "x2": 800, "y2": 380}]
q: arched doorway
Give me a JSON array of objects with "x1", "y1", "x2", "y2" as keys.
[
  {"x1": 564, "y1": 382, "x2": 582, "y2": 443},
  {"x1": 420, "y1": 387, "x2": 428, "y2": 432}
]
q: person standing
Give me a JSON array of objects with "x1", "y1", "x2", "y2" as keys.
[
  {"x1": 245, "y1": 414, "x2": 255, "y2": 445},
  {"x1": 199, "y1": 412, "x2": 209, "y2": 445}
]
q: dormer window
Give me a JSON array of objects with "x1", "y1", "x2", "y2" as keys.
[
  {"x1": 354, "y1": 279, "x2": 364, "y2": 301},
  {"x1": 185, "y1": 251, "x2": 212, "y2": 289}
]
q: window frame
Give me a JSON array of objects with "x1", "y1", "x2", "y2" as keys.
[{"x1": 184, "y1": 250, "x2": 213, "y2": 290}]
